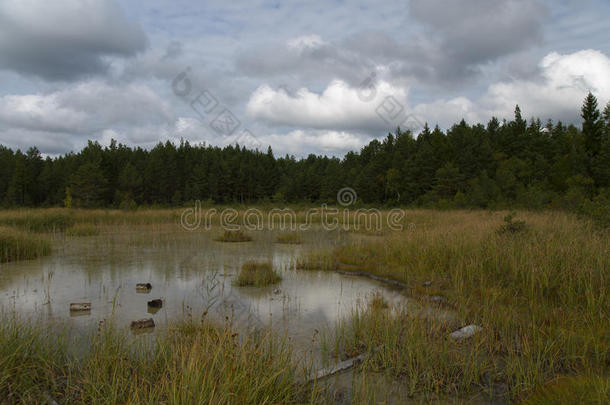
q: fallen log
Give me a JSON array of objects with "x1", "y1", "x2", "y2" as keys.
[
  {"x1": 302, "y1": 346, "x2": 382, "y2": 384},
  {"x1": 136, "y1": 283, "x2": 152, "y2": 291},
  {"x1": 130, "y1": 318, "x2": 155, "y2": 329},
  {"x1": 449, "y1": 324, "x2": 482, "y2": 340},
  {"x1": 69, "y1": 302, "x2": 91, "y2": 311}
]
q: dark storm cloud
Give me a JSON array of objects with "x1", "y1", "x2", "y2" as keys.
[
  {"x1": 408, "y1": 0, "x2": 548, "y2": 80},
  {"x1": 0, "y1": 0, "x2": 147, "y2": 81}
]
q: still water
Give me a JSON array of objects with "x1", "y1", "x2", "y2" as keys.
[{"x1": 0, "y1": 225, "x2": 407, "y2": 351}]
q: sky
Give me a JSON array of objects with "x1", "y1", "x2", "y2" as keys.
[{"x1": 0, "y1": 0, "x2": 609, "y2": 157}]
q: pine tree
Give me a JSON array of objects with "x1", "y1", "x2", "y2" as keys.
[{"x1": 581, "y1": 92, "x2": 603, "y2": 157}]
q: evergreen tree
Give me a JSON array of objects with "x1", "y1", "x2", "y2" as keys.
[{"x1": 581, "y1": 92, "x2": 603, "y2": 158}]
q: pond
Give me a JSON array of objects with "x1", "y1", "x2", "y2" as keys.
[{"x1": 0, "y1": 225, "x2": 408, "y2": 361}]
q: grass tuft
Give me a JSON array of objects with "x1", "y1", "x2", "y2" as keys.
[
  {"x1": 235, "y1": 261, "x2": 282, "y2": 287},
  {"x1": 214, "y1": 229, "x2": 253, "y2": 242},
  {"x1": 275, "y1": 232, "x2": 302, "y2": 244}
]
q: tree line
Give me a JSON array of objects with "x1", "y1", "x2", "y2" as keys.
[{"x1": 1, "y1": 94, "x2": 608, "y2": 217}]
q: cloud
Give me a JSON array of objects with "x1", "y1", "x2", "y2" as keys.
[
  {"x1": 235, "y1": 34, "x2": 375, "y2": 86},
  {"x1": 246, "y1": 79, "x2": 409, "y2": 132},
  {"x1": 259, "y1": 130, "x2": 370, "y2": 156},
  {"x1": 0, "y1": 94, "x2": 89, "y2": 134},
  {"x1": 404, "y1": 0, "x2": 548, "y2": 82},
  {"x1": 0, "y1": 0, "x2": 147, "y2": 81},
  {"x1": 235, "y1": 0, "x2": 549, "y2": 90},
  {"x1": 412, "y1": 50, "x2": 610, "y2": 128},
  {"x1": 484, "y1": 49, "x2": 610, "y2": 122},
  {"x1": 286, "y1": 34, "x2": 326, "y2": 51},
  {"x1": 0, "y1": 81, "x2": 173, "y2": 135}
]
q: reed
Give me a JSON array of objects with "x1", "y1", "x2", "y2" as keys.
[{"x1": 0, "y1": 227, "x2": 51, "y2": 262}]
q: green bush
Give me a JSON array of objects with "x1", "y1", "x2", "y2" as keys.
[{"x1": 497, "y1": 212, "x2": 527, "y2": 234}]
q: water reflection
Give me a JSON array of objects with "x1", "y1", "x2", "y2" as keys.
[{"x1": 0, "y1": 225, "x2": 406, "y2": 352}]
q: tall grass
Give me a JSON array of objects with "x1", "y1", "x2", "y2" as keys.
[
  {"x1": 0, "y1": 211, "x2": 75, "y2": 232},
  {"x1": 304, "y1": 210, "x2": 609, "y2": 401},
  {"x1": 0, "y1": 208, "x2": 180, "y2": 230},
  {"x1": 0, "y1": 227, "x2": 51, "y2": 262},
  {"x1": 65, "y1": 223, "x2": 99, "y2": 237},
  {"x1": 0, "y1": 317, "x2": 317, "y2": 404}
]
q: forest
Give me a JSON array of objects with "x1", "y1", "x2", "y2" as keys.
[{"x1": 1, "y1": 93, "x2": 609, "y2": 223}]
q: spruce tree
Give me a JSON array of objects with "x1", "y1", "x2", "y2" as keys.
[{"x1": 581, "y1": 92, "x2": 603, "y2": 157}]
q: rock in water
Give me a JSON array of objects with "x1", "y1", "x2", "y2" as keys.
[
  {"x1": 449, "y1": 324, "x2": 482, "y2": 340},
  {"x1": 131, "y1": 318, "x2": 155, "y2": 329},
  {"x1": 147, "y1": 299, "x2": 163, "y2": 308}
]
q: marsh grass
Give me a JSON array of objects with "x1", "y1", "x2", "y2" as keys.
[
  {"x1": 295, "y1": 250, "x2": 337, "y2": 271},
  {"x1": 0, "y1": 227, "x2": 51, "y2": 262},
  {"x1": 235, "y1": 261, "x2": 282, "y2": 287},
  {"x1": 215, "y1": 229, "x2": 253, "y2": 242},
  {"x1": 0, "y1": 316, "x2": 70, "y2": 403},
  {"x1": 276, "y1": 232, "x2": 302, "y2": 244},
  {"x1": 0, "y1": 208, "x2": 180, "y2": 231},
  {"x1": 521, "y1": 375, "x2": 610, "y2": 404},
  {"x1": 0, "y1": 211, "x2": 75, "y2": 232},
  {"x1": 65, "y1": 224, "x2": 99, "y2": 237},
  {"x1": 368, "y1": 291, "x2": 389, "y2": 311},
  {"x1": 326, "y1": 304, "x2": 485, "y2": 398},
  {"x1": 305, "y1": 210, "x2": 609, "y2": 401},
  {"x1": 0, "y1": 316, "x2": 317, "y2": 404}
]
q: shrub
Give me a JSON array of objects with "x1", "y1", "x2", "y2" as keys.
[{"x1": 497, "y1": 211, "x2": 527, "y2": 234}]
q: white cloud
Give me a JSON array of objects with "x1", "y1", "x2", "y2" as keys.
[
  {"x1": 0, "y1": 94, "x2": 89, "y2": 133},
  {"x1": 412, "y1": 50, "x2": 610, "y2": 128},
  {"x1": 0, "y1": 81, "x2": 173, "y2": 134},
  {"x1": 412, "y1": 97, "x2": 480, "y2": 128},
  {"x1": 286, "y1": 34, "x2": 326, "y2": 51},
  {"x1": 246, "y1": 79, "x2": 409, "y2": 132},
  {"x1": 259, "y1": 130, "x2": 371, "y2": 156},
  {"x1": 484, "y1": 49, "x2": 610, "y2": 121}
]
